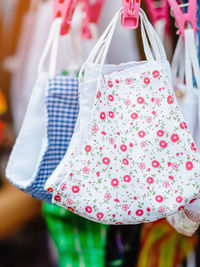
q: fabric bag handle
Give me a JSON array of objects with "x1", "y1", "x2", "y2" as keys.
[
  {"x1": 79, "y1": 8, "x2": 167, "y2": 82},
  {"x1": 185, "y1": 28, "x2": 200, "y2": 93},
  {"x1": 38, "y1": 18, "x2": 62, "y2": 75}
]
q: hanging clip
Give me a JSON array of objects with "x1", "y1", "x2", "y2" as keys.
[
  {"x1": 144, "y1": 0, "x2": 170, "y2": 35},
  {"x1": 121, "y1": 0, "x2": 141, "y2": 29},
  {"x1": 168, "y1": 0, "x2": 198, "y2": 38},
  {"x1": 54, "y1": 0, "x2": 78, "y2": 35},
  {"x1": 89, "y1": 0, "x2": 104, "y2": 23}
]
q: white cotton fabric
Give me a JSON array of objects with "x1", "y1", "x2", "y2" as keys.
[{"x1": 45, "y1": 9, "x2": 200, "y2": 225}]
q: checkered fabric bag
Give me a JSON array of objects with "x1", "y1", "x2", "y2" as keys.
[
  {"x1": 33, "y1": 76, "x2": 78, "y2": 201},
  {"x1": 6, "y1": 74, "x2": 79, "y2": 202},
  {"x1": 6, "y1": 19, "x2": 79, "y2": 202}
]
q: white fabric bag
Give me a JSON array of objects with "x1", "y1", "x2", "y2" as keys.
[
  {"x1": 167, "y1": 28, "x2": 200, "y2": 235},
  {"x1": 6, "y1": 18, "x2": 62, "y2": 201},
  {"x1": 45, "y1": 9, "x2": 200, "y2": 225}
]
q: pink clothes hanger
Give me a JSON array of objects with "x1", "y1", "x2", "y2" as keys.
[
  {"x1": 167, "y1": 0, "x2": 198, "y2": 38},
  {"x1": 121, "y1": 0, "x2": 141, "y2": 29},
  {"x1": 53, "y1": 0, "x2": 104, "y2": 36},
  {"x1": 144, "y1": 0, "x2": 170, "y2": 35}
]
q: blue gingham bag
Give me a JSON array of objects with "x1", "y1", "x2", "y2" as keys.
[{"x1": 6, "y1": 19, "x2": 79, "y2": 202}]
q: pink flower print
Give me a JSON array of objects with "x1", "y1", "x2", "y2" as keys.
[
  {"x1": 100, "y1": 112, "x2": 106, "y2": 120},
  {"x1": 115, "y1": 222, "x2": 123, "y2": 225},
  {"x1": 152, "y1": 111, "x2": 156, "y2": 115},
  {"x1": 96, "y1": 91, "x2": 101, "y2": 98},
  {"x1": 155, "y1": 195, "x2": 163, "y2": 203},
  {"x1": 180, "y1": 121, "x2": 187, "y2": 129},
  {"x1": 146, "y1": 116, "x2": 152, "y2": 123},
  {"x1": 124, "y1": 99, "x2": 131, "y2": 106},
  {"x1": 54, "y1": 195, "x2": 61, "y2": 202},
  {"x1": 158, "y1": 206, "x2": 165, "y2": 213},
  {"x1": 171, "y1": 134, "x2": 179, "y2": 143},
  {"x1": 152, "y1": 160, "x2": 160, "y2": 168},
  {"x1": 128, "y1": 211, "x2": 131, "y2": 215},
  {"x1": 172, "y1": 163, "x2": 178, "y2": 170},
  {"x1": 67, "y1": 207, "x2": 75, "y2": 212},
  {"x1": 101, "y1": 131, "x2": 107, "y2": 135},
  {"x1": 129, "y1": 143, "x2": 133, "y2": 148},
  {"x1": 136, "y1": 209, "x2": 144, "y2": 216},
  {"x1": 168, "y1": 175, "x2": 174, "y2": 180},
  {"x1": 83, "y1": 167, "x2": 90, "y2": 174},
  {"x1": 152, "y1": 70, "x2": 160, "y2": 78},
  {"x1": 109, "y1": 138, "x2": 115, "y2": 144},
  {"x1": 85, "y1": 145, "x2": 91, "y2": 152},
  {"x1": 124, "y1": 175, "x2": 131, "y2": 183},
  {"x1": 163, "y1": 181, "x2": 170, "y2": 188},
  {"x1": 167, "y1": 95, "x2": 174, "y2": 104},
  {"x1": 131, "y1": 113, "x2": 138, "y2": 120},
  {"x1": 108, "y1": 95, "x2": 114, "y2": 102},
  {"x1": 144, "y1": 77, "x2": 150, "y2": 84},
  {"x1": 96, "y1": 212, "x2": 104, "y2": 220},
  {"x1": 66, "y1": 198, "x2": 73, "y2": 205},
  {"x1": 109, "y1": 111, "x2": 114, "y2": 119},
  {"x1": 137, "y1": 97, "x2": 145, "y2": 104},
  {"x1": 186, "y1": 161, "x2": 193, "y2": 171},
  {"x1": 157, "y1": 130, "x2": 164, "y2": 137},
  {"x1": 123, "y1": 158, "x2": 129, "y2": 165},
  {"x1": 139, "y1": 162, "x2": 146, "y2": 170},
  {"x1": 102, "y1": 157, "x2": 110, "y2": 165},
  {"x1": 159, "y1": 140, "x2": 168, "y2": 148},
  {"x1": 70, "y1": 173, "x2": 74, "y2": 177},
  {"x1": 85, "y1": 206, "x2": 93, "y2": 213},
  {"x1": 96, "y1": 171, "x2": 100, "y2": 177},
  {"x1": 60, "y1": 183, "x2": 67, "y2": 190},
  {"x1": 167, "y1": 162, "x2": 171, "y2": 167},
  {"x1": 122, "y1": 204, "x2": 129, "y2": 211},
  {"x1": 190, "y1": 198, "x2": 197, "y2": 204},
  {"x1": 108, "y1": 80, "x2": 113, "y2": 88},
  {"x1": 104, "y1": 193, "x2": 112, "y2": 200},
  {"x1": 125, "y1": 78, "x2": 132, "y2": 85},
  {"x1": 147, "y1": 207, "x2": 151, "y2": 212},
  {"x1": 111, "y1": 178, "x2": 119, "y2": 187},
  {"x1": 176, "y1": 196, "x2": 183, "y2": 203},
  {"x1": 191, "y1": 142, "x2": 197, "y2": 151},
  {"x1": 140, "y1": 141, "x2": 147, "y2": 148},
  {"x1": 115, "y1": 79, "x2": 119, "y2": 84},
  {"x1": 146, "y1": 177, "x2": 154, "y2": 184},
  {"x1": 138, "y1": 131, "x2": 146, "y2": 138},
  {"x1": 47, "y1": 187, "x2": 53, "y2": 193},
  {"x1": 120, "y1": 144, "x2": 127, "y2": 152},
  {"x1": 92, "y1": 125, "x2": 99, "y2": 133},
  {"x1": 72, "y1": 186, "x2": 80, "y2": 193},
  {"x1": 151, "y1": 97, "x2": 155, "y2": 102},
  {"x1": 178, "y1": 206, "x2": 184, "y2": 211},
  {"x1": 155, "y1": 98, "x2": 161, "y2": 105},
  {"x1": 114, "y1": 199, "x2": 120, "y2": 203}
]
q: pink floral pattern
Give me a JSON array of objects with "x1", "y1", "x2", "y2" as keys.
[{"x1": 46, "y1": 62, "x2": 200, "y2": 224}]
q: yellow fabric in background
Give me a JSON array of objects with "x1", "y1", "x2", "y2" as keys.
[{"x1": 137, "y1": 219, "x2": 197, "y2": 267}]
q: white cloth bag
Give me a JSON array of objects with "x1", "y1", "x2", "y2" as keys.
[
  {"x1": 6, "y1": 18, "x2": 62, "y2": 196},
  {"x1": 45, "y1": 9, "x2": 200, "y2": 225}
]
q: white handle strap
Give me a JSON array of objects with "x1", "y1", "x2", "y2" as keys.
[
  {"x1": 171, "y1": 35, "x2": 185, "y2": 88},
  {"x1": 185, "y1": 28, "x2": 200, "y2": 93},
  {"x1": 38, "y1": 18, "x2": 62, "y2": 74},
  {"x1": 79, "y1": 8, "x2": 167, "y2": 83}
]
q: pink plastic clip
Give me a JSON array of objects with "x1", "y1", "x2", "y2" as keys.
[
  {"x1": 80, "y1": 0, "x2": 92, "y2": 39},
  {"x1": 167, "y1": 0, "x2": 198, "y2": 38},
  {"x1": 89, "y1": 0, "x2": 104, "y2": 23},
  {"x1": 54, "y1": 0, "x2": 78, "y2": 35},
  {"x1": 121, "y1": 0, "x2": 141, "y2": 29},
  {"x1": 144, "y1": 0, "x2": 170, "y2": 35}
]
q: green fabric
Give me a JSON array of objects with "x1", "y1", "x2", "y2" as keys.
[{"x1": 43, "y1": 202, "x2": 108, "y2": 267}]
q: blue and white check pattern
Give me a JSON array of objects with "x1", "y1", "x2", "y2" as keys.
[{"x1": 27, "y1": 76, "x2": 79, "y2": 202}]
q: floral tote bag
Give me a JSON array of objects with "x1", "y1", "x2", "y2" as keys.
[{"x1": 45, "y1": 9, "x2": 200, "y2": 224}]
